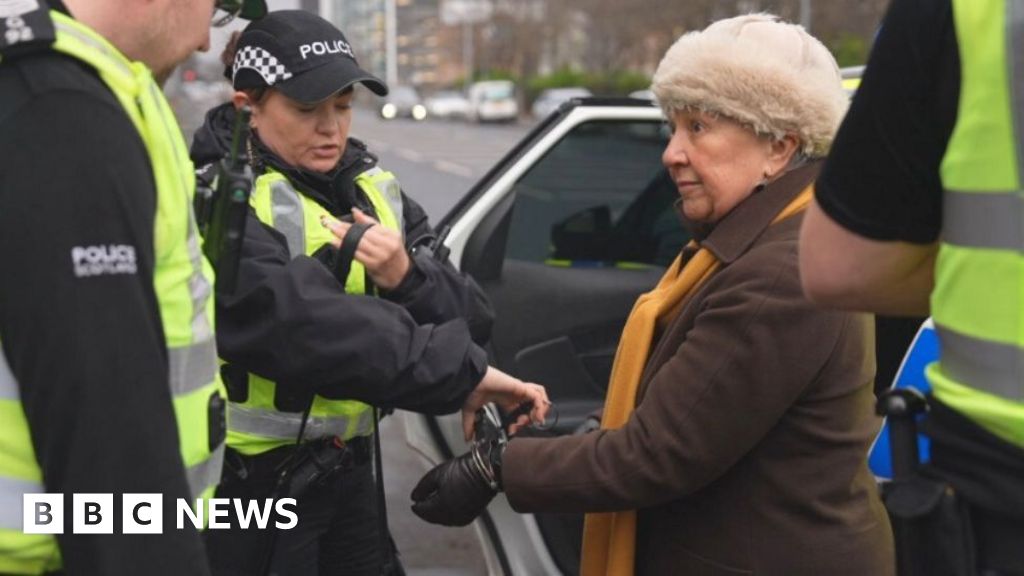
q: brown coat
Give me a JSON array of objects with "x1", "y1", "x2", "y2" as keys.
[{"x1": 503, "y1": 162, "x2": 894, "y2": 576}]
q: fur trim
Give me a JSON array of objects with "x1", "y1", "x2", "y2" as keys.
[{"x1": 652, "y1": 14, "x2": 847, "y2": 157}]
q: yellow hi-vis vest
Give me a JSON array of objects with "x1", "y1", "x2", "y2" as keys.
[
  {"x1": 0, "y1": 12, "x2": 226, "y2": 574},
  {"x1": 932, "y1": 0, "x2": 1024, "y2": 448},
  {"x1": 225, "y1": 167, "x2": 404, "y2": 455}
]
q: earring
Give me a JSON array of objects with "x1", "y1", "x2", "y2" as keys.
[{"x1": 753, "y1": 170, "x2": 771, "y2": 193}]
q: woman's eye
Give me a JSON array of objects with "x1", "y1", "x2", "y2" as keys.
[{"x1": 690, "y1": 121, "x2": 704, "y2": 133}]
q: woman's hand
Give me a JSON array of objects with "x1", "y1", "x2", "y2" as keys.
[
  {"x1": 461, "y1": 366, "x2": 550, "y2": 441},
  {"x1": 322, "y1": 208, "x2": 411, "y2": 289}
]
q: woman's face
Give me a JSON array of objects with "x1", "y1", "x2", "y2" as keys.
[
  {"x1": 246, "y1": 89, "x2": 354, "y2": 173},
  {"x1": 662, "y1": 108, "x2": 793, "y2": 224}
]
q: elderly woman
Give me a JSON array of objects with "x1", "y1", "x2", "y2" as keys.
[{"x1": 410, "y1": 14, "x2": 894, "y2": 576}]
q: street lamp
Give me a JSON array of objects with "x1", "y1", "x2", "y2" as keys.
[
  {"x1": 800, "y1": 0, "x2": 812, "y2": 31},
  {"x1": 386, "y1": 0, "x2": 398, "y2": 86}
]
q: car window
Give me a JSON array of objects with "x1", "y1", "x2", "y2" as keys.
[{"x1": 505, "y1": 120, "x2": 687, "y2": 268}]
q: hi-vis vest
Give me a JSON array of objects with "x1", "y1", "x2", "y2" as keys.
[
  {"x1": 225, "y1": 167, "x2": 404, "y2": 456},
  {"x1": 0, "y1": 11, "x2": 225, "y2": 574},
  {"x1": 932, "y1": 0, "x2": 1024, "y2": 448}
]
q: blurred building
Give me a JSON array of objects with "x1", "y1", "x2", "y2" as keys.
[
  {"x1": 322, "y1": 0, "x2": 447, "y2": 90},
  {"x1": 310, "y1": 0, "x2": 887, "y2": 97}
]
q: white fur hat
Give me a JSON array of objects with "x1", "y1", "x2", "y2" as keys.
[{"x1": 651, "y1": 13, "x2": 847, "y2": 157}]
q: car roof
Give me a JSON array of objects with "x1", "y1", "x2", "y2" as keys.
[{"x1": 542, "y1": 87, "x2": 592, "y2": 96}]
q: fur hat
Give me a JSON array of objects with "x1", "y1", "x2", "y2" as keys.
[{"x1": 651, "y1": 13, "x2": 847, "y2": 157}]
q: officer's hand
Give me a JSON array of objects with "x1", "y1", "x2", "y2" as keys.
[
  {"x1": 321, "y1": 209, "x2": 411, "y2": 289},
  {"x1": 410, "y1": 451, "x2": 497, "y2": 526},
  {"x1": 462, "y1": 367, "x2": 550, "y2": 441}
]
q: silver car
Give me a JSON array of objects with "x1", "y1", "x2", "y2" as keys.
[{"x1": 530, "y1": 87, "x2": 593, "y2": 120}]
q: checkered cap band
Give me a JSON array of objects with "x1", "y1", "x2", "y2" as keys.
[{"x1": 232, "y1": 45, "x2": 293, "y2": 86}]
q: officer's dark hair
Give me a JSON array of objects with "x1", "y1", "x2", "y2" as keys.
[{"x1": 220, "y1": 30, "x2": 242, "y2": 77}]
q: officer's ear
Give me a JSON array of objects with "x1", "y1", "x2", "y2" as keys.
[{"x1": 233, "y1": 91, "x2": 260, "y2": 129}]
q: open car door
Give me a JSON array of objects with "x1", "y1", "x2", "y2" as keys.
[{"x1": 404, "y1": 99, "x2": 679, "y2": 575}]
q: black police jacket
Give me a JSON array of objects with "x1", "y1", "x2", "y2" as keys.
[{"x1": 191, "y1": 103, "x2": 494, "y2": 414}]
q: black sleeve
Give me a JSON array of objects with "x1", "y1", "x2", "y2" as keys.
[
  {"x1": 0, "y1": 91, "x2": 210, "y2": 573},
  {"x1": 384, "y1": 193, "x2": 495, "y2": 344},
  {"x1": 816, "y1": 0, "x2": 959, "y2": 243},
  {"x1": 216, "y1": 208, "x2": 488, "y2": 415}
]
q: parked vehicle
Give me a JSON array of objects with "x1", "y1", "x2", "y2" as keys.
[
  {"x1": 425, "y1": 90, "x2": 471, "y2": 120},
  {"x1": 530, "y1": 87, "x2": 592, "y2": 119},
  {"x1": 380, "y1": 85, "x2": 427, "y2": 121},
  {"x1": 841, "y1": 65, "x2": 865, "y2": 95},
  {"x1": 468, "y1": 79, "x2": 519, "y2": 123},
  {"x1": 628, "y1": 88, "x2": 655, "y2": 102},
  {"x1": 404, "y1": 74, "x2": 922, "y2": 575}
]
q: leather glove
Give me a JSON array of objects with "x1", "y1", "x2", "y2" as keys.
[
  {"x1": 411, "y1": 404, "x2": 507, "y2": 526},
  {"x1": 410, "y1": 445, "x2": 498, "y2": 526}
]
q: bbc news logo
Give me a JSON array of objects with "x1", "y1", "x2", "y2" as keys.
[{"x1": 23, "y1": 494, "x2": 298, "y2": 534}]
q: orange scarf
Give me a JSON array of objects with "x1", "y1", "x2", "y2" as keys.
[{"x1": 579, "y1": 185, "x2": 814, "y2": 576}]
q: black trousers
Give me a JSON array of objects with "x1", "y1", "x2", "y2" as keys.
[
  {"x1": 924, "y1": 397, "x2": 1024, "y2": 576},
  {"x1": 205, "y1": 442, "x2": 381, "y2": 576}
]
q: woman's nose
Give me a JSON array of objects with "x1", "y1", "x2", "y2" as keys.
[{"x1": 662, "y1": 133, "x2": 689, "y2": 168}]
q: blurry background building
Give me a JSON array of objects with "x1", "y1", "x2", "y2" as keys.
[
  {"x1": 171, "y1": 0, "x2": 889, "y2": 134},
  {"x1": 315, "y1": 0, "x2": 886, "y2": 99}
]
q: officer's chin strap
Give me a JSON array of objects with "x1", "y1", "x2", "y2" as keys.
[{"x1": 374, "y1": 408, "x2": 406, "y2": 576}]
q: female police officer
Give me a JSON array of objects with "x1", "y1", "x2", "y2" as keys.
[{"x1": 190, "y1": 10, "x2": 548, "y2": 576}]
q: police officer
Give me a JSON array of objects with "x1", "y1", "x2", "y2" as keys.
[
  {"x1": 189, "y1": 11, "x2": 549, "y2": 576},
  {"x1": 0, "y1": 0, "x2": 264, "y2": 574},
  {"x1": 800, "y1": 0, "x2": 1024, "y2": 573}
]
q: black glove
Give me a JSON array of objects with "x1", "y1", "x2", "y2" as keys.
[
  {"x1": 410, "y1": 404, "x2": 507, "y2": 526},
  {"x1": 410, "y1": 446, "x2": 498, "y2": 526}
]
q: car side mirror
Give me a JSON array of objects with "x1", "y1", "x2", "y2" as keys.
[{"x1": 550, "y1": 205, "x2": 612, "y2": 261}]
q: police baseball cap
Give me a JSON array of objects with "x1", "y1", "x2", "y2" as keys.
[{"x1": 230, "y1": 10, "x2": 388, "y2": 103}]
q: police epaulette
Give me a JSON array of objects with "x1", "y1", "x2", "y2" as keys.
[{"x1": 0, "y1": 1, "x2": 57, "y2": 61}]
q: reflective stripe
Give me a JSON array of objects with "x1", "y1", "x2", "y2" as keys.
[
  {"x1": 357, "y1": 167, "x2": 404, "y2": 234},
  {"x1": 270, "y1": 180, "x2": 306, "y2": 257},
  {"x1": 228, "y1": 403, "x2": 373, "y2": 441},
  {"x1": 0, "y1": 476, "x2": 44, "y2": 531},
  {"x1": 0, "y1": 352, "x2": 18, "y2": 401},
  {"x1": 354, "y1": 409, "x2": 374, "y2": 439},
  {"x1": 167, "y1": 340, "x2": 218, "y2": 396},
  {"x1": 1009, "y1": 0, "x2": 1024, "y2": 183},
  {"x1": 936, "y1": 323, "x2": 1024, "y2": 401},
  {"x1": 186, "y1": 443, "x2": 225, "y2": 501},
  {"x1": 942, "y1": 189, "x2": 1024, "y2": 250},
  {"x1": 3, "y1": 342, "x2": 216, "y2": 400},
  {"x1": 145, "y1": 80, "x2": 215, "y2": 344}
]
